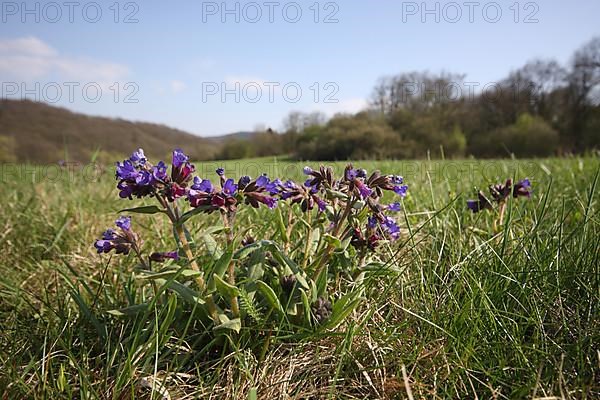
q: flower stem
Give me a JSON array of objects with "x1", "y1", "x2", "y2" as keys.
[
  {"x1": 132, "y1": 245, "x2": 160, "y2": 301},
  {"x1": 312, "y1": 198, "x2": 354, "y2": 280},
  {"x1": 284, "y1": 207, "x2": 294, "y2": 252},
  {"x1": 302, "y1": 209, "x2": 312, "y2": 270},
  {"x1": 157, "y1": 195, "x2": 219, "y2": 323},
  {"x1": 174, "y1": 225, "x2": 203, "y2": 285},
  {"x1": 221, "y1": 212, "x2": 240, "y2": 318},
  {"x1": 495, "y1": 201, "x2": 507, "y2": 232}
]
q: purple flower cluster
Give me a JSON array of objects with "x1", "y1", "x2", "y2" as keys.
[
  {"x1": 343, "y1": 166, "x2": 406, "y2": 244},
  {"x1": 189, "y1": 163, "x2": 408, "y2": 246},
  {"x1": 115, "y1": 148, "x2": 193, "y2": 201},
  {"x1": 115, "y1": 148, "x2": 284, "y2": 214},
  {"x1": 280, "y1": 164, "x2": 409, "y2": 246},
  {"x1": 467, "y1": 178, "x2": 532, "y2": 213},
  {"x1": 187, "y1": 169, "x2": 279, "y2": 213},
  {"x1": 94, "y1": 216, "x2": 139, "y2": 255},
  {"x1": 103, "y1": 150, "x2": 412, "y2": 261}
]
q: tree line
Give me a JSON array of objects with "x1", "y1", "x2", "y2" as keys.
[{"x1": 217, "y1": 36, "x2": 600, "y2": 160}]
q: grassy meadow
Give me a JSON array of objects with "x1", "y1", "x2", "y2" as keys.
[{"x1": 0, "y1": 156, "x2": 599, "y2": 399}]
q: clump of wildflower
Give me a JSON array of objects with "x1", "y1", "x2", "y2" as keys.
[
  {"x1": 277, "y1": 164, "x2": 409, "y2": 285},
  {"x1": 467, "y1": 178, "x2": 533, "y2": 213},
  {"x1": 95, "y1": 151, "x2": 415, "y2": 336},
  {"x1": 94, "y1": 216, "x2": 140, "y2": 255},
  {"x1": 279, "y1": 164, "x2": 409, "y2": 246},
  {"x1": 467, "y1": 191, "x2": 493, "y2": 213}
]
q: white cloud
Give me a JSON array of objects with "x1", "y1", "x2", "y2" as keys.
[
  {"x1": 0, "y1": 36, "x2": 130, "y2": 83},
  {"x1": 0, "y1": 36, "x2": 57, "y2": 57},
  {"x1": 170, "y1": 80, "x2": 186, "y2": 93}
]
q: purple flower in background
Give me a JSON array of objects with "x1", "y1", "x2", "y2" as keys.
[
  {"x1": 394, "y1": 185, "x2": 409, "y2": 197},
  {"x1": 303, "y1": 166, "x2": 313, "y2": 175},
  {"x1": 513, "y1": 178, "x2": 532, "y2": 198},
  {"x1": 223, "y1": 179, "x2": 238, "y2": 196},
  {"x1": 116, "y1": 216, "x2": 131, "y2": 231},
  {"x1": 489, "y1": 179, "x2": 512, "y2": 202},
  {"x1": 130, "y1": 148, "x2": 146, "y2": 165},
  {"x1": 150, "y1": 251, "x2": 179, "y2": 263},
  {"x1": 216, "y1": 167, "x2": 225, "y2": 177},
  {"x1": 387, "y1": 202, "x2": 401, "y2": 212},
  {"x1": 467, "y1": 177, "x2": 531, "y2": 214},
  {"x1": 466, "y1": 200, "x2": 480, "y2": 213},
  {"x1": 466, "y1": 191, "x2": 493, "y2": 213},
  {"x1": 192, "y1": 176, "x2": 214, "y2": 193}
]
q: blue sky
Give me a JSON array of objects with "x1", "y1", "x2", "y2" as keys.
[{"x1": 1, "y1": 0, "x2": 599, "y2": 136}]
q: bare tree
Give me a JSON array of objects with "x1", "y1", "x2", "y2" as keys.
[
  {"x1": 282, "y1": 111, "x2": 305, "y2": 134},
  {"x1": 282, "y1": 111, "x2": 327, "y2": 133},
  {"x1": 504, "y1": 59, "x2": 567, "y2": 119},
  {"x1": 370, "y1": 71, "x2": 467, "y2": 115},
  {"x1": 568, "y1": 37, "x2": 600, "y2": 148}
]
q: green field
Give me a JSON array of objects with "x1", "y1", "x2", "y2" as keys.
[{"x1": 1, "y1": 157, "x2": 599, "y2": 399}]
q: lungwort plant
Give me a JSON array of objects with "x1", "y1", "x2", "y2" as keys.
[
  {"x1": 93, "y1": 148, "x2": 409, "y2": 343},
  {"x1": 467, "y1": 177, "x2": 532, "y2": 230}
]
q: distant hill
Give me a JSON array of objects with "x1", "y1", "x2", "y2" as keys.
[
  {"x1": 0, "y1": 100, "x2": 221, "y2": 164},
  {"x1": 207, "y1": 131, "x2": 257, "y2": 143}
]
